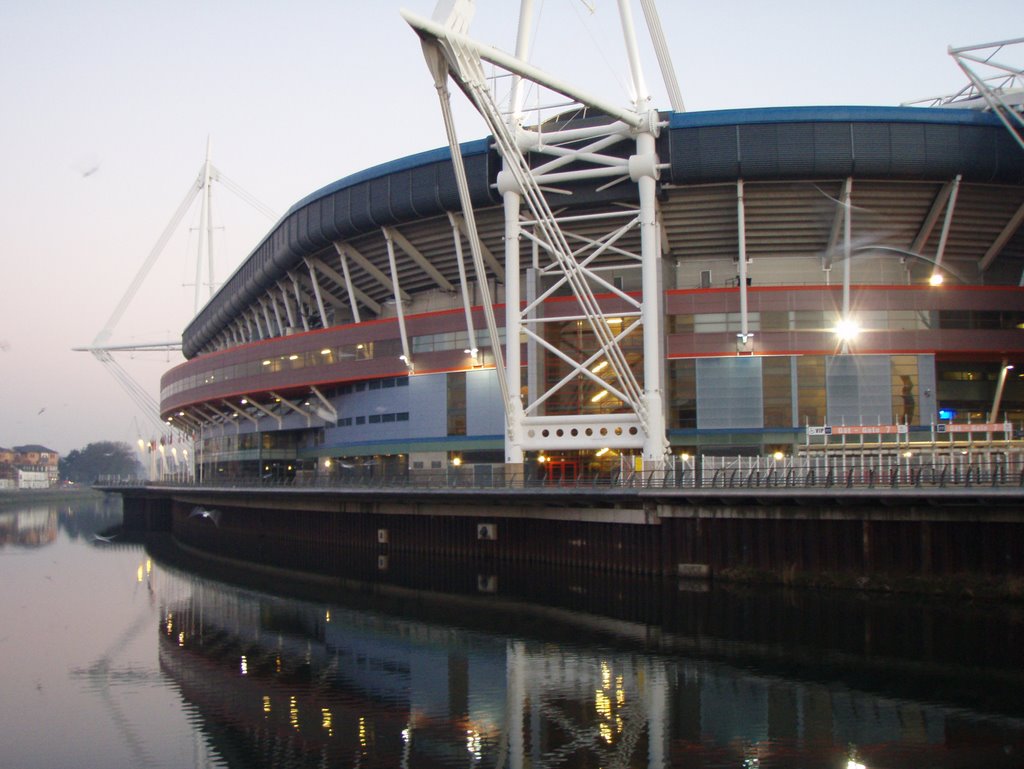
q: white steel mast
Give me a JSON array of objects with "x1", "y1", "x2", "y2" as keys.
[{"x1": 404, "y1": 0, "x2": 682, "y2": 471}]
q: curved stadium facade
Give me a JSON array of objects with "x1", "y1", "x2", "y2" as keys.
[{"x1": 160, "y1": 106, "x2": 1024, "y2": 481}]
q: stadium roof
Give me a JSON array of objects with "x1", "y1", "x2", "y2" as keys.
[{"x1": 183, "y1": 106, "x2": 1024, "y2": 359}]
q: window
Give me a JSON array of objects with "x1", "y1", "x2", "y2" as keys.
[
  {"x1": 667, "y1": 359, "x2": 696, "y2": 429},
  {"x1": 447, "y1": 372, "x2": 467, "y2": 436},
  {"x1": 762, "y1": 357, "x2": 793, "y2": 427},
  {"x1": 796, "y1": 356, "x2": 826, "y2": 425},
  {"x1": 891, "y1": 356, "x2": 918, "y2": 424}
]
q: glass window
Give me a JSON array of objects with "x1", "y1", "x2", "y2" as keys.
[
  {"x1": 796, "y1": 356, "x2": 826, "y2": 425},
  {"x1": 447, "y1": 372, "x2": 467, "y2": 436},
  {"x1": 763, "y1": 357, "x2": 793, "y2": 427},
  {"x1": 667, "y1": 359, "x2": 696, "y2": 429}
]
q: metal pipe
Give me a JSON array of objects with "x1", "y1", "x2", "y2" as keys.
[{"x1": 736, "y1": 178, "x2": 749, "y2": 344}]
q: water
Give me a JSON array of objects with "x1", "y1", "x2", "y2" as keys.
[{"x1": 2, "y1": 493, "x2": 1023, "y2": 769}]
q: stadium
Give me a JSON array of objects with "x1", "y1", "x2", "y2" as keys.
[{"x1": 158, "y1": 20, "x2": 1024, "y2": 484}]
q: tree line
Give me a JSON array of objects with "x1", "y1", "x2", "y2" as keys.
[{"x1": 59, "y1": 441, "x2": 144, "y2": 484}]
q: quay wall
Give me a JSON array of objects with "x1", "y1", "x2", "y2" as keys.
[{"x1": 111, "y1": 485, "x2": 1024, "y2": 588}]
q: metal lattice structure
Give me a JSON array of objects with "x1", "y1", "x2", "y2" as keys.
[
  {"x1": 906, "y1": 37, "x2": 1024, "y2": 152},
  {"x1": 404, "y1": 0, "x2": 682, "y2": 467}
]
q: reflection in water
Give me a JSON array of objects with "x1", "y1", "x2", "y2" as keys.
[
  {"x1": 0, "y1": 507, "x2": 57, "y2": 547},
  {"x1": 149, "y1": 538, "x2": 1024, "y2": 769},
  {"x1": 1, "y1": 494, "x2": 1021, "y2": 768}
]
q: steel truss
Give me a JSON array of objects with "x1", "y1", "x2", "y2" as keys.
[
  {"x1": 405, "y1": 1, "x2": 676, "y2": 467},
  {"x1": 907, "y1": 37, "x2": 1024, "y2": 152},
  {"x1": 950, "y1": 38, "x2": 1024, "y2": 152}
]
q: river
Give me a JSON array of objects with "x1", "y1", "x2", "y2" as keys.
[{"x1": 1, "y1": 493, "x2": 1022, "y2": 768}]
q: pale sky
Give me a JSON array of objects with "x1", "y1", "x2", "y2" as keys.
[{"x1": 0, "y1": 0, "x2": 1017, "y2": 455}]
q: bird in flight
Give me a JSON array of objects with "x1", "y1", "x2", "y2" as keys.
[{"x1": 189, "y1": 507, "x2": 222, "y2": 526}]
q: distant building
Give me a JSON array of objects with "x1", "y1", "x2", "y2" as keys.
[
  {"x1": 0, "y1": 448, "x2": 15, "y2": 489},
  {"x1": 7, "y1": 445, "x2": 60, "y2": 488}
]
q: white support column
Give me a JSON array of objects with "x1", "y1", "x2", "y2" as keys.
[
  {"x1": 314, "y1": 253, "x2": 381, "y2": 317},
  {"x1": 502, "y1": 182, "x2": 525, "y2": 464},
  {"x1": 979, "y1": 198, "x2": 1024, "y2": 273},
  {"x1": 636, "y1": 125, "x2": 668, "y2": 466},
  {"x1": 638, "y1": 0, "x2": 684, "y2": 112},
  {"x1": 841, "y1": 178, "x2": 853, "y2": 352},
  {"x1": 241, "y1": 396, "x2": 283, "y2": 429},
  {"x1": 269, "y1": 391, "x2": 313, "y2": 427},
  {"x1": 276, "y1": 282, "x2": 296, "y2": 331},
  {"x1": 333, "y1": 244, "x2": 362, "y2": 324},
  {"x1": 287, "y1": 272, "x2": 310, "y2": 331},
  {"x1": 260, "y1": 299, "x2": 276, "y2": 339},
  {"x1": 932, "y1": 173, "x2": 961, "y2": 280},
  {"x1": 736, "y1": 178, "x2": 751, "y2": 349},
  {"x1": 384, "y1": 226, "x2": 455, "y2": 292},
  {"x1": 200, "y1": 403, "x2": 234, "y2": 436},
  {"x1": 447, "y1": 212, "x2": 479, "y2": 364},
  {"x1": 309, "y1": 385, "x2": 338, "y2": 422},
  {"x1": 222, "y1": 399, "x2": 258, "y2": 428},
  {"x1": 990, "y1": 360, "x2": 1012, "y2": 422},
  {"x1": 617, "y1": 0, "x2": 650, "y2": 111},
  {"x1": 383, "y1": 229, "x2": 415, "y2": 374},
  {"x1": 250, "y1": 308, "x2": 265, "y2": 340},
  {"x1": 303, "y1": 259, "x2": 329, "y2": 329},
  {"x1": 268, "y1": 294, "x2": 285, "y2": 337},
  {"x1": 195, "y1": 137, "x2": 214, "y2": 314}
]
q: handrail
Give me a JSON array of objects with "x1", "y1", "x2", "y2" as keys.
[{"x1": 100, "y1": 454, "x2": 1024, "y2": 492}]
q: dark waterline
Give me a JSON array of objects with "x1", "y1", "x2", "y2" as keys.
[{"x1": 1, "y1": 495, "x2": 1022, "y2": 768}]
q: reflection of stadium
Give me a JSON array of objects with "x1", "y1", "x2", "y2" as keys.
[{"x1": 152, "y1": 541, "x2": 1024, "y2": 768}]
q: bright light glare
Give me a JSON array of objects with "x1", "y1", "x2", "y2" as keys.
[
  {"x1": 929, "y1": 272, "x2": 944, "y2": 286},
  {"x1": 834, "y1": 318, "x2": 860, "y2": 341},
  {"x1": 591, "y1": 389, "x2": 609, "y2": 403},
  {"x1": 847, "y1": 761, "x2": 867, "y2": 769}
]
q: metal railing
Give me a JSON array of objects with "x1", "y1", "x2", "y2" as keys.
[{"x1": 100, "y1": 454, "x2": 1024, "y2": 493}]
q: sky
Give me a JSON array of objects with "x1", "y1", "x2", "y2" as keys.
[{"x1": 0, "y1": 0, "x2": 1018, "y2": 456}]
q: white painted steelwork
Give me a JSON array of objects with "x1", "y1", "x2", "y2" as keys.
[
  {"x1": 406, "y1": 0, "x2": 680, "y2": 467},
  {"x1": 906, "y1": 37, "x2": 1023, "y2": 151}
]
